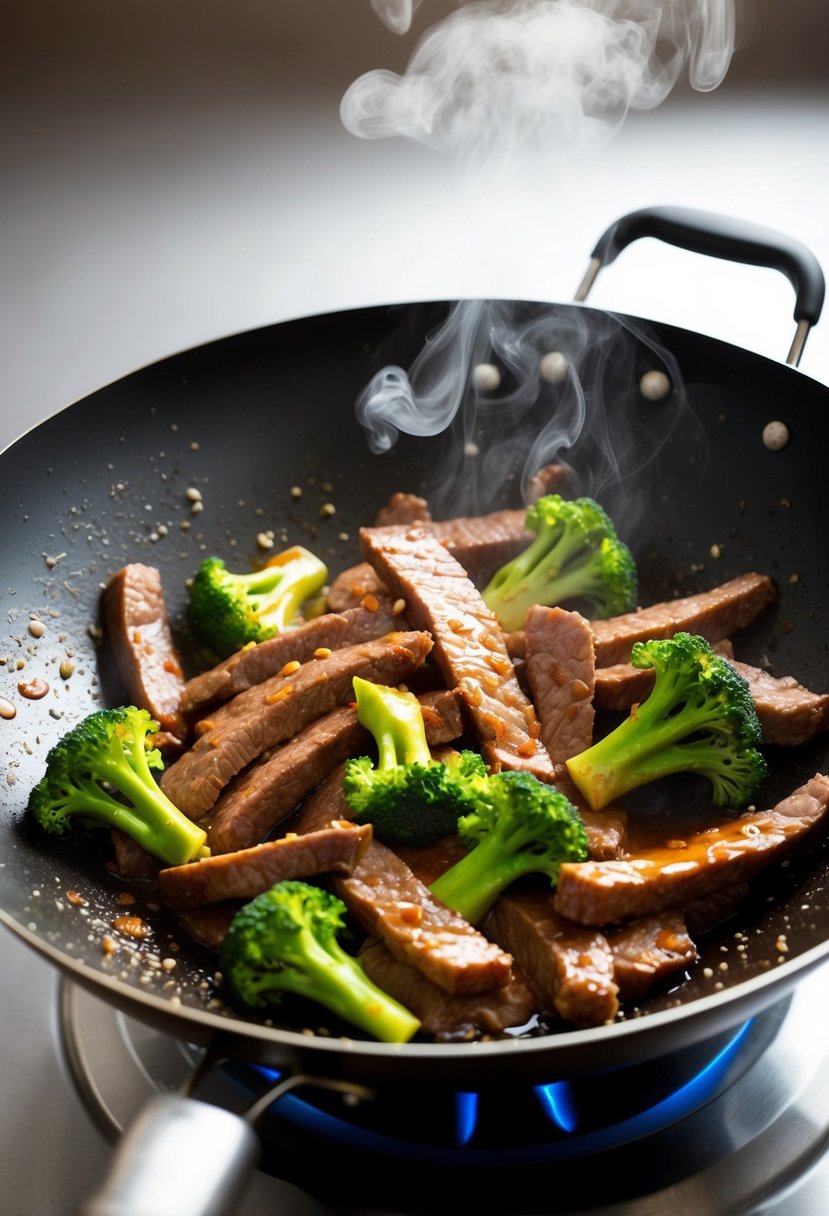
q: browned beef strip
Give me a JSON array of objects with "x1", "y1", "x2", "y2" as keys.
[
  {"x1": 505, "y1": 575, "x2": 776, "y2": 666},
  {"x1": 176, "y1": 902, "x2": 240, "y2": 951},
  {"x1": 525, "y1": 462, "x2": 570, "y2": 503},
  {"x1": 103, "y1": 564, "x2": 188, "y2": 750},
  {"x1": 110, "y1": 829, "x2": 160, "y2": 881},
  {"x1": 181, "y1": 604, "x2": 405, "y2": 712},
  {"x1": 359, "y1": 941, "x2": 539, "y2": 1036},
  {"x1": 607, "y1": 911, "x2": 698, "y2": 1001},
  {"x1": 286, "y1": 761, "x2": 514, "y2": 996},
  {"x1": 326, "y1": 564, "x2": 392, "y2": 613},
  {"x1": 484, "y1": 890, "x2": 619, "y2": 1027},
  {"x1": 374, "y1": 492, "x2": 433, "y2": 527},
  {"x1": 554, "y1": 772, "x2": 829, "y2": 925},
  {"x1": 360, "y1": 525, "x2": 554, "y2": 781},
  {"x1": 590, "y1": 573, "x2": 776, "y2": 666},
  {"x1": 160, "y1": 631, "x2": 433, "y2": 818},
  {"x1": 525, "y1": 606, "x2": 595, "y2": 764},
  {"x1": 728, "y1": 660, "x2": 829, "y2": 746},
  {"x1": 208, "y1": 688, "x2": 464, "y2": 854},
  {"x1": 551, "y1": 768, "x2": 628, "y2": 860},
  {"x1": 428, "y1": 509, "x2": 532, "y2": 587},
  {"x1": 157, "y1": 822, "x2": 372, "y2": 910},
  {"x1": 332, "y1": 839, "x2": 514, "y2": 996}
]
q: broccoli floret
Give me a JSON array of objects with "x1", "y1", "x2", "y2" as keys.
[
  {"x1": 219, "y1": 881, "x2": 420, "y2": 1043},
  {"x1": 343, "y1": 676, "x2": 487, "y2": 846},
  {"x1": 482, "y1": 494, "x2": 637, "y2": 631},
  {"x1": 188, "y1": 545, "x2": 328, "y2": 658},
  {"x1": 27, "y1": 706, "x2": 207, "y2": 865},
  {"x1": 429, "y1": 771, "x2": 588, "y2": 924},
  {"x1": 565, "y1": 632, "x2": 767, "y2": 811}
]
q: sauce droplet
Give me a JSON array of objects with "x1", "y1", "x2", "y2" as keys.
[
  {"x1": 18, "y1": 677, "x2": 49, "y2": 700},
  {"x1": 0, "y1": 696, "x2": 16, "y2": 720}
]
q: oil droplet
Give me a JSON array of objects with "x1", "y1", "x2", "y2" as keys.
[
  {"x1": 0, "y1": 696, "x2": 16, "y2": 720},
  {"x1": 18, "y1": 677, "x2": 49, "y2": 700}
]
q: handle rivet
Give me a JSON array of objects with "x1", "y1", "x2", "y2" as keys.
[{"x1": 639, "y1": 370, "x2": 671, "y2": 400}]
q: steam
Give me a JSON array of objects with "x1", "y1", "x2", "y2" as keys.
[
  {"x1": 355, "y1": 300, "x2": 699, "y2": 527},
  {"x1": 346, "y1": 0, "x2": 736, "y2": 157}
]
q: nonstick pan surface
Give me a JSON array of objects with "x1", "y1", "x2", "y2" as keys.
[{"x1": 1, "y1": 298, "x2": 828, "y2": 1086}]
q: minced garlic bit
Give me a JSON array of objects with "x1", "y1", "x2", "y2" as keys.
[
  {"x1": 256, "y1": 532, "x2": 274, "y2": 550},
  {"x1": 186, "y1": 486, "x2": 202, "y2": 502},
  {"x1": 319, "y1": 502, "x2": 336, "y2": 518},
  {"x1": 639, "y1": 370, "x2": 672, "y2": 400},
  {"x1": 762, "y1": 420, "x2": 789, "y2": 451},
  {"x1": 473, "y1": 363, "x2": 501, "y2": 392},
  {"x1": 710, "y1": 543, "x2": 722, "y2": 559},
  {"x1": 28, "y1": 620, "x2": 46, "y2": 639},
  {"x1": 313, "y1": 647, "x2": 332, "y2": 659},
  {"x1": 391, "y1": 598, "x2": 407, "y2": 616},
  {"x1": 539, "y1": 351, "x2": 568, "y2": 384},
  {"x1": 290, "y1": 486, "x2": 302, "y2": 499}
]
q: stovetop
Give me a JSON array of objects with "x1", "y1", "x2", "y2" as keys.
[{"x1": 3, "y1": 918, "x2": 829, "y2": 1216}]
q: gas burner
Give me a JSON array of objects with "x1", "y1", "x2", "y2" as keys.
[{"x1": 60, "y1": 968, "x2": 829, "y2": 1215}]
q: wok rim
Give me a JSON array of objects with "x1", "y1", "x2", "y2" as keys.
[{"x1": 4, "y1": 901, "x2": 828, "y2": 1072}]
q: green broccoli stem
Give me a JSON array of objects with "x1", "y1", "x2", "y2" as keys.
[
  {"x1": 243, "y1": 551, "x2": 326, "y2": 634},
  {"x1": 483, "y1": 526, "x2": 593, "y2": 630},
  {"x1": 353, "y1": 677, "x2": 433, "y2": 768},
  {"x1": 430, "y1": 830, "x2": 548, "y2": 924},
  {"x1": 566, "y1": 674, "x2": 738, "y2": 810},
  {"x1": 92, "y1": 749, "x2": 207, "y2": 865},
  {"x1": 265, "y1": 928, "x2": 420, "y2": 1043}
]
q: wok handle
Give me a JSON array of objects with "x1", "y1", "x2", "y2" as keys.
[
  {"x1": 77, "y1": 1094, "x2": 260, "y2": 1216},
  {"x1": 575, "y1": 205, "x2": 826, "y2": 367}
]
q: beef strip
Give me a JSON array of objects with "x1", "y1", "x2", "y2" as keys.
[
  {"x1": 359, "y1": 941, "x2": 539, "y2": 1036},
  {"x1": 484, "y1": 890, "x2": 619, "y2": 1027},
  {"x1": 607, "y1": 911, "x2": 698, "y2": 1001},
  {"x1": 374, "y1": 492, "x2": 432, "y2": 527},
  {"x1": 590, "y1": 573, "x2": 776, "y2": 666},
  {"x1": 181, "y1": 603, "x2": 405, "y2": 712},
  {"x1": 728, "y1": 659, "x2": 829, "y2": 746},
  {"x1": 325, "y1": 563, "x2": 395, "y2": 613},
  {"x1": 554, "y1": 772, "x2": 829, "y2": 925},
  {"x1": 110, "y1": 828, "x2": 160, "y2": 881},
  {"x1": 160, "y1": 631, "x2": 433, "y2": 818},
  {"x1": 505, "y1": 574, "x2": 776, "y2": 666},
  {"x1": 333, "y1": 839, "x2": 514, "y2": 996},
  {"x1": 157, "y1": 822, "x2": 372, "y2": 910},
  {"x1": 525, "y1": 606, "x2": 595, "y2": 764},
  {"x1": 176, "y1": 903, "x2": 240, "y2": 951},
  {"x1": 102, "y1": 564, "x2": 188, "y2": 750},
  {"x1": 550, "y1": 768, "x2": 628, "y2": 860},
  {"x1": 360, "y1": 525, "x2": 554, "y2": 781},
  {"x1": 208, "y1": 688, "x2": 464, "y2": 854}
]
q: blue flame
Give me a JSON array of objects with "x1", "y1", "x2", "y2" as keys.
[
  {"x1": 455, "y1": 1092, "x2": 479, "y2": 1145},
  {"x1": 535, "y1": 1081, "x2": 579, "y2": 1132}
]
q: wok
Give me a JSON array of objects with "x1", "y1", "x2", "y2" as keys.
[{"x1": 1, "y1": 207, "x2": 828, "y2": 1214}]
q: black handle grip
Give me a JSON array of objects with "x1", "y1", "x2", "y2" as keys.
[{"x1": 588, "y1": 206, "x2": 825, "y2": 326}]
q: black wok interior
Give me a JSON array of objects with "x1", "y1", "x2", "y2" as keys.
[{"x1": 1, "y1": 300, "x2": 828, "y2": 1083}]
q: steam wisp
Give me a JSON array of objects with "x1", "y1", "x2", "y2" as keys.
[
  {"x1": 355, "y1": 300, "x2": 702, "y2": 529},
  {"x1": 346, "y1": 0, "x2": 736, "y2": 158}
]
